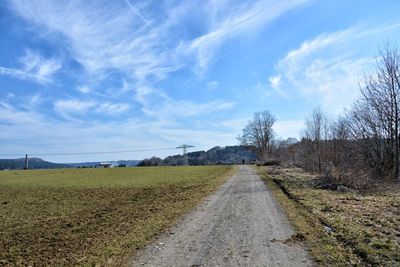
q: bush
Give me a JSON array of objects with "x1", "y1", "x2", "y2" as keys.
[{"x1": 262, "y1": 160, "x2": 281, "y2": 166}]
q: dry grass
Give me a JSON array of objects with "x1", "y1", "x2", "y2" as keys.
[
  {"x1": 0, "y1": 166, "x2": 235, "y2": 266},
  {"x1": 257, "y1": 166, "x2": 400, "y2": 266}
]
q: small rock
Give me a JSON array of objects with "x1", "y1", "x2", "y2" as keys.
[{"x1": 323, "y1": 225, "x2": 335, "y2": 233}]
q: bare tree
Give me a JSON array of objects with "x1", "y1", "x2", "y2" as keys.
[
  {"x1": 266, "y1": 43, "x2": 400, "y2": 188},
  {"x1": 302, "y1": 107, "x2": 327, "y2": 173},
  {"x1": 331, "y1": 116, "x2": 350, "y2": 167},
  {"x1": 270, "y1": 138, "x2": 298, "y2": 163},
  {"x1": 238, "y1": 111, "x2": 276, "y2": 160},
  {"x1": 348, "y1": 44, "x2": 400, "y2": 180}
]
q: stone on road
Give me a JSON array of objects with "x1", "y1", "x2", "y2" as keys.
[{"x1": 132, "y1": 165, "x2": 313, "y2": 267}]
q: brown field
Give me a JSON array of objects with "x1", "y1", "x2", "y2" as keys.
[
  {"x1": 258, "y1": 166, "x2": 400, "y2": 266},
  {"x1": 0, "y1": 166, "x2": 235, "y2": 266}
]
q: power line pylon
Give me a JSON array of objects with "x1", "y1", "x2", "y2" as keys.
[{"x1": 176, "y1": 144, "x2": 195, "y2": 166}]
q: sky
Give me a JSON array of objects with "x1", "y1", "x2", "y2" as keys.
[{"x1": 1, "y1": 0, "x2": 400, "y2": 163}]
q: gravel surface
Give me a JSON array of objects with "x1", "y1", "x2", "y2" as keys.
[{"x1": 132, "y1": 165, "x2": 313, "y2": 267}]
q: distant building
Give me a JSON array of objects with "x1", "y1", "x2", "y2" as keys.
[{"x1": 98, "y1": 162, "x2": 112, "y2": 168}]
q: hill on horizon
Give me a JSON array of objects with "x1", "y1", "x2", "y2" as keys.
[
  {"x1": 0, "y1": 158, "x2": 142, "y2": 170},
  {"x1": 0, "y1": 158, "x2": 71, "y2": 170}
]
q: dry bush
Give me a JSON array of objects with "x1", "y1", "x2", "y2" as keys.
[{"x1": 265, "y1": 166, "x2": 283, "y2": 176}]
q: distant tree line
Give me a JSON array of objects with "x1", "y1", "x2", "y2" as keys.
[
  {"x1": 137, "y1": 146, "x2": 257, "y2": 167},
  {"x1": 137, "y1": 157, "x2": 164, "y2": 167}
]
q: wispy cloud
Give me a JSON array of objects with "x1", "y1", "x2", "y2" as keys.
[
  {"x1": 270, "y1": 23, "x2": 400, "y2": 112},
  {"x1": 20, "y1": 50, "x2": 61, "y2": 79},
  {"x1": 0, "y1": 101, "x2": 238, "y2": 161},
  {"x1": 269, "y1": 74, "x2": 281, "y2": 88},
  {"x1": 96, "y1": 102, "x2": 130, "y2": 114},
  {"x1": 8, "y1": 0, "x2": 310, "y2": 100},
  {"x1": 54, "y1": 99, "x2": 97, "y2": 116},
  {"x1": 2, "y1": 0, "x2": 317, "y2": 160},
  {"x1": 142, "y1": 98, "x2": 235, "y2": 119},
  {"x1": 77, "y1": 85, "x2": 91, "y2": 94},
  {"x1": 54, "y1": 98, "x2": 130, "y2": 118},
  {"x1": 206, "y1": 81, "x2": 219, "y2": 91},
  {"x1": 273, "y1": 119, "x2": 304, "y2": 139},
  {"x1": 0, "y1": 66, "x2": 40, "y2": 82},
  {"x1": 8, "y1": 1, "x2": 181, "y2": 84},
  {"x1": 0, "y1": 49, "x2": 61, "y2": 84},
  {"x1": 186, "y1": 0, "x2": 310, "y2": 74}
]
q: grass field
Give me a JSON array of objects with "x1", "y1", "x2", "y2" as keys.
[
  {"x1": 0, "y1": 166, "x2": 235, "y2": 266},
  {"x1": 258, "y1": 166, "x2": 400, "y2": 266}
]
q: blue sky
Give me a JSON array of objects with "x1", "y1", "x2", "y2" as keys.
[{"x1": 1, "y1": 0, "x2": 400, "y2": 162}]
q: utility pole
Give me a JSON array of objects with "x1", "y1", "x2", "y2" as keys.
[
  {"x1": 24, "y1": 154, "x2": 29, "y2": 170},
  {"x1": 176, "y1": 145, "x2": 195, "y2": 166}
]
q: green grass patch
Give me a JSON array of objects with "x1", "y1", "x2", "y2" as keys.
[{"x1": 0, "y1": 166, "x2": 235, "y2": 266}]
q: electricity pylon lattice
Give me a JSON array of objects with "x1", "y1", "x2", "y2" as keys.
[{"x1": 176, "y1": 144, "x2": 195, "y2": 166}]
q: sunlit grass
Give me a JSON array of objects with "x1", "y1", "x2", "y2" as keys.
[{"x1": 0, "y1": 166, "x2": 235, "y2": 266}]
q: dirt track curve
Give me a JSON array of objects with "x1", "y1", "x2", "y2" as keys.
[{"x1": 132, "y1": 165, "x2": 313, "y2": 267}]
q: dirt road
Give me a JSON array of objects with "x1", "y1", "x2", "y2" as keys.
[{"x1": 132, "y1": 165, "x2": 313, "y2": 267}]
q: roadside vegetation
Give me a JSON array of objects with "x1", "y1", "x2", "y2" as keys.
[
  {"x1": 258, "y1": 166, "x2": 400, "y2": 266},
  {"x1": 0, "y1": 166, "x2": 235, "y2": 266}
]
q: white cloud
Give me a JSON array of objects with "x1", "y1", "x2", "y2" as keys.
[
  {"x1": 5, "y1": 92, "x2": 15, "y2": 100},
  {"x1": 54, "y1": 99, "x2": 96, "y2": 116},
  {"x1": 77, "y1": 85, "x2": 91, "y2": 94},
  {"x1": 142, "y1": 98, "x2": 235, "y2": 119},
  {"x1": 273, "y1": 119, "x2": 304, "y2": 139},
  {"x1": 206, "y1": 81, "x2": 219, "y2": 91},
  {"x1": 284, "y1": 29, "x2": 352, "y2": 61},
  {"x1": 20, "y1": 50, "x2": 61, "y2": 81},
  {"x1": 187, "y1": 0, "x2": 310, "y2": 74},
  {"x1": 219, "y1": 117, "x2": 250, "y2": 132},
  {"x1": 8, "y1": 1, "x2": 181, "y2": 84},
  {"x1": 8, "y1": 0, "x2": 310, "y2": 104},
  {"x1": 27, "y1": 93, "x2": 43, "y2": 107},
  {"x1": 269, "y1": 74, "x2": 281, "y2": 88},
  {"x1": 2, "y1": 0, "x2": 314, "y2": 161},
  {"x1": 54, "y1": 98, "x2": 131, "y2": 117},
  {"x1": 96, "y1": 102, "x2": 130, "y2": 114},
  {"x1": 120, "y1": 80, "x2": 131, "y2": 93},
  {"x1": 0, "y1": 102, "x2": 239, "y2": 162},
  {"x1": 0, "y1": 66, "x2": 39, "y2": 82},
  {"x1": 0, "y1": 49, "x2": 61, "y2": 84},
  {"x1": 271, "y1": 23, "x2": 400, "y2": 113}
]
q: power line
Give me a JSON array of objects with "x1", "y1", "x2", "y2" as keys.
[
  {"x1": 176, "y1": 144, "x2": 195, "y2": 166},
  {"x1": 0, "y1": 147, "x2": 178, "y2": 157}
]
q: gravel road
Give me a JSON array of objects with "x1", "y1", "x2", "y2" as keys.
[{"x1": 132, "y1": 165, "x2": 313, "y2": 267}]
